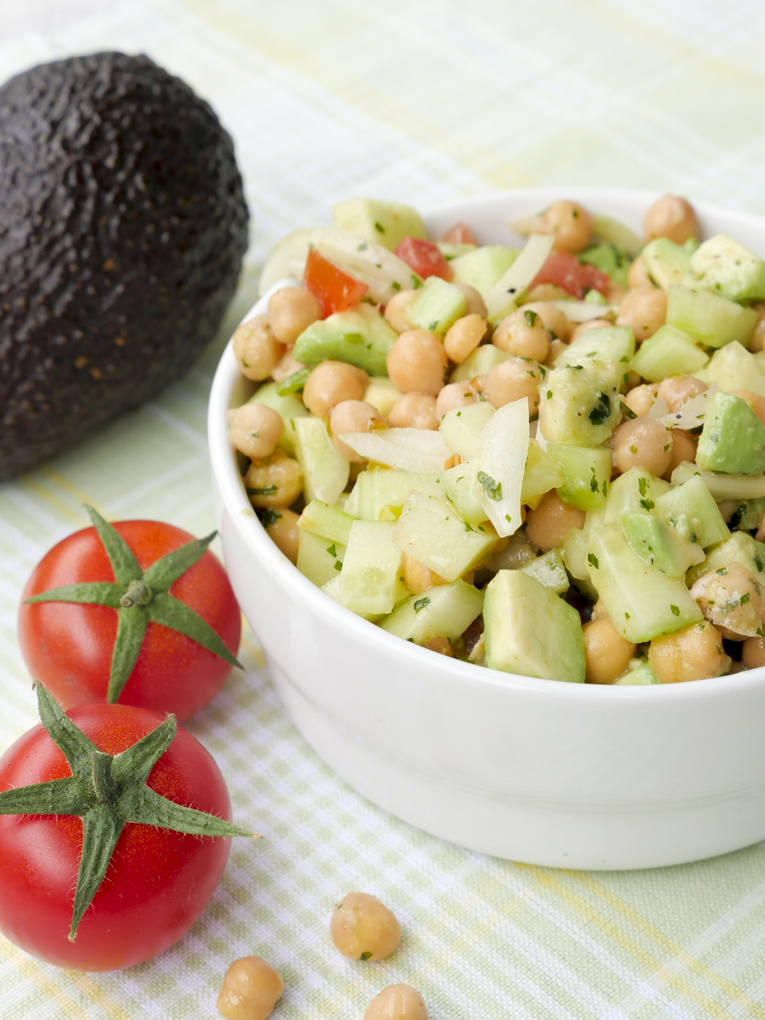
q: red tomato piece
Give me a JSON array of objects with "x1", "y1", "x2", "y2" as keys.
[
  {"x1": 0, "y1": 703, "x2": 234, "y2": 970},
  {"x1": 439, "y1": 222, "x2": 478, "y2": 246},
  {"x1": 303, "y1": 247, "x2": 369, "y2": 316},
  {"x1": 529, "y1": 251, "x2": 609, "y2": 299},
  {"x1": 394, "y1": 236, "x2": 453, "y2": 281}
]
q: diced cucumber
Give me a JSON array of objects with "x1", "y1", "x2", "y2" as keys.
[
  {"x1": 579, "y1": 243, "x2": 631, "y2": 286},
  {"x1": 379, "y1": 580, "x2": 484, "y2": 644},
  {"x1": 622, "y1": 512, "x2": 704, "y2": 577},
  {"x1": 538, "y1": 360, "x2": 622, "y2": 447},
  {"x1": 553, "y1": 326, "x2": 635, "y2": 376},
  {"x1": 248, "y1": 381, "x2": 309, "y2": 455},
  {"x1": 297, "y1": 529, "x2": 345, "y2": 587},
  {"x1": 686, "y1": 531, "x2": 765, "y2": 588},
  {"x1": 364, "y1": 377, "x2": 403, "y2": 417},
  {"x1": 614, "y1": 660, "x2": 660, "y2": 685},
  {"x1": 345, "y1": 469, "x2": 442, "y2": 521},
  {"x1": 602, "y1": 468, "x2": 671, "y2": 525},
  {"x1": 630, "y1": 325, "x2": 709, "y2": 383},
  {"x1": 704, "y1": 341, "x2": 765, "y2": 400},
  {"x1": 548, "y1": 443, "x2": 613, "y2": 512},
  {"x1": 561, "y1": 527, "x2": 598, "y2": 600},
  {"x1": 323, "y1": 520, "x2": 407, "y2": 618},
  {"x1": 521, "y1": 439, "x2": 562, "y2": 508},
  {"x1": 696, "y1": 392, "x2": 765, "y2": 475},
  {"x1": 449, "y1": 346, "x2": 509, "y2": 383},
  {"x1": 333, "y1": 197, "x2": 426, "y2": 251},
  {"x1": 292, "y1": 417, "x2": 350, "y2": 506},
  {"x1": 690, "y1": 234, "x2": 765, "y2": 303},
  {"x1": 439, "y1": 402, "x2": 495, "y2": 461},
  {"x1": 437, "y1": 241, "x2": 477, "y2": 260},
  {"x1": 394, "y1": 491, "x2": 498, "y2": 582},
  {"x1": 294, "y1": 304, "x2": 398, "y2": 375},
  {"x1": 450, "y1": 245, "x2": 519, "y2": 296},
  {"x1": 653, "y1": 474, "x2": 730, "y2": 548},
  {"x1": 439, "y1": 461, "x2": 488, "y2": 527},
  {"x1": 297, "y1": 499, "x2": 356, "y2": 546},
  {"x1": 586, "y1": 525, "x2": 703, "y2": 642},
  {"x1": 671, "y1": 461, "x2": 765, "y2": 500},
  {"x1": 483, "y1": 570, "x2": 585, "y2": 682},
  {"x1": 642, "y1": 238, "x2": 692, "y2": 291},
  {"x1": 521, "y1": 548, "x2": 570, "y2": 593},
  {"x1": 407, "y1": 277, "x2": 467, "y2": 335},
  {"x1": 666, "y1": 283, "x2": 759, "y2": 349}
]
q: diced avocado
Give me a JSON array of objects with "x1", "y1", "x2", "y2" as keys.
[
  {"x1": 439, "y1": 402, "x2": 495, "y2": 461},
  {"x1": 439, "y1": 460, "x2": 488, "y2": 527},
  {"x1": 450, "y1": 245, "x2": 519, "y2": 296},
  {"x1": 630, "y1": 324, "x2": 709, "y2": 383},
  {"x1": 364, "y1": 376, "x2": 403, "y2": 417},
  {"x1": 614, "y1": 660, "x2": 660, "y2": 685},
  {"x1": 561, "y1": 527, "x2": 598, "y2": 600},
  {"x1": 553, "y1": 326, "x2": 635, "y2": 379},
  {"x1": 652, "y1": 474, "x2": 729, "y2": 549},
  {"x1": 294, "y1": 304, "x2": 397, "y2": 375},
  {"x1": 586, "y1": 525, "x2": 703, "y2": 642},
  {"x1": 333, "y1": 197, "x2": 425, "y2": 251},
  {"x1": 407, "y1": 276, "x2": 467, "y2": 335},
  {"x1": 449, "y1": 346, "x2": 509, "y2": 383},
  {"x1": 641, "y1": 238, "x2": 692, "y2": 291},
  {"x1": 579, "y1": 243, "x2": 631, "y2": 286},
  {"x1": 248, "y1": 381, "x2": 309, "y2": 456},
  {"x1": 686, "y1": 531, "x2": 765, "y2": 588},
  {"x1": 696, "y1": 392, "x2": 765, "y2": 475},
  {"x1": 483, "y1": 570, "x2": 585, "y2": 682},
  {"x1": 666, "y1": 283, "x2": 759, "y2": 349},
  {"x1": 521, "y1": 439, "x2": 562, "y2": 508},
  {"x1": 345, "y1": 469, "x2": 442, "y2": 521},
  {"x1": 548, "y1": 443, "x2": 613, "y2": 512},
  {"x1": 292, "y1": 417, "x2": 350, "y2": 506},
  {"x1": 602, "y1": 468, "x2": 671, "y2": 524},
  {"x1": 689, "y1": 234, "x2": 765, "y2": 303},
  {"x1": 622, "y1": 512, "x2": 704, "y2": 577},
  {"x1": 297, "y1": 499, "x2": 356, "y2": 547},
  {"x1": 323, "y1": 520, "x2": 407, "y2": 618},
  {"x1": 296, "y1": 529, "x2": 345, "y2": 587},
  {"x1": 521, "y1": 548, "x2": 570, "y2": 594},
  {"x1": 394, "y1": 491, "x2": 498, "y2": 582},
  {"x1": 704, "y1": 341, "x2": 765, "y2": 400},
  {"x1": 379, "y1": 580, "x2": 484, "y2": 644},
  {"x1": 538, "y1": 360, "x2": 622, "y2": 447}
]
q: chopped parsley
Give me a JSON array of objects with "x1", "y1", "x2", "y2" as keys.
[
  {"x1": 326, "y1": 543, "x2": 337, "y2": 558},
  {"x1": 588, "y1": 553, "x2": 599, "y2": 569},
  {"x1": 670, "y1": 605, "x2": 680, "y2": 616},
  {"x1": 259, "y1": 509, "x2": 283, "y2": 527},
  {"x1": 247, "y1": 485, "x2": 277, "y2": 496},
  {"x1": 588, "y1": 391, "x2": 611, "y2": 426},
  {"x1": 477, "y1": 471, "x2": 503, "y2": 501},
  {"x1": 523, "y1": 310, "x2": 538, "y2": 328},
  {"x1": 414, "y1": 597, "x2": 431, "y2": 613},
  {"x1": 276, "y1": 367, "x2": 310, "y2": 396},
  {"x1": 374, "y1": 221, "x2": 385, "y2": 234}
]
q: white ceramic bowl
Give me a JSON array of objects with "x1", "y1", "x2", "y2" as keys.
[{"x1": 209, "y1": 187, "x2": 765, "y2": 870}]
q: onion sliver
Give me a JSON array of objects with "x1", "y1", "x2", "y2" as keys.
[
  {"x1": 485, "y1": 233, "x2": 555, "y2": 323},
  {"x1": 474, "y1": 398, "x2": 529, "y2": 538},
  {"x1": 339, "y1": 428, "x2": 450, "y2": 474}
]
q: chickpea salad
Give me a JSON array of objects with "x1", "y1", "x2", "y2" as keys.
[{"x1": 227, "y1": 194, "x2": 765, "y2": 686}]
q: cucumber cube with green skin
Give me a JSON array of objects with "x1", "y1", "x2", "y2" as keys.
[
  {"x1": 439, "y1": 402, "x2": 495, "y2": 461},
  {"x1": 630, "y1": 325, "x2": 709, "y2": 383},
  {"x1": 248, "y1": 381, "x2": 309, "y2": 455},
  {"x1": 704, "y1": 341, "x2": 765, "y2": 399},
  {"x1": 614, "y1": 660, "x2": 660, "y2": 685},
  {"x1": 450, "y1": 246, "x2": 519, "y2": 296},
  {"x1": 696, "y1": 392, "x2": 765, "y2": 475},
  {"x1": 345, "y1": 469, "x2": 442, "y2": 521},
  {"x1": 521, "y1": 548, "x2": 570, "y2": 594},
  {"x1": 602, "y1": 468, "x2": 671, "y2": 525},
  {"x1": 483, "y1": 570, "x2": 585, "y2": 682},
  {"x1": 553, "y1": 325, "x2": 635, "y2": 377},
  {"x1": 586, "y1": 525, "x2": 703, "y2": 642},
  {"x1": 297, "y1": 529, "x2": 346, "y2": 588},
  {"x1": 379, "y1": 580, "x2": 484, "y2": 644},
  {"x1": 297, "y1": 499, "x2": 356, "y2": 547},
  {"x1": 579, "y1": 243, "x2": 631, "y2": 286},
  {"x1": 333, "y1": 197, "x2": 426, "y2": 251},
  {"x1": 439, "y1": 461, "x2": 488, "y2": 527},
  {"x1": 548, "y1": 443, "x2": 613, "y2": 512},
  {"x1": 538, "y1": 360, "x2": 622, "y2": 447},
  {"x1": 521, "y1": 439, "x2": 562, "y2": 507},
  {"x1": 294, "y1": 304, "x2": 397, "y2": 375},
  {"x1": 561, "y1": 527, "x2": 598, "y2": 600},
  {"x1": 666, "y1": 283, "x2": 759, "y2": 349},
  {"x1": 394, "y1": 492, "x2": 498, "y2": 582},
  {"x1": 641, "y1": 238, "x2": 692, "y2": 291},
  {"x1": 689, "y1": 234, "x2": 765, "y2": 303},
  {"x1": 292, "y1": 417, "x2": 349, "y2": 506},
  {"x1": 364, "y1": 377, "x2": 403, "y2": 417},
  {"x1": 686, "y1": 531, "x2": 765, "y2": 588},
  {"x1": 323, "y1": 520, "x2": 407, "y2": 618},
  {"x1": 449, "y1": 346, "x2": 509, "y2": 383},
  {"x1": 652, "y1": 474, "x2": 729, "y2": 549},
  {"x1": 622, "y1": 512, "x2": 704, "y2": 577},
  {"x1": 407, "y1": 277, "x2": 467, "y2": 335}
]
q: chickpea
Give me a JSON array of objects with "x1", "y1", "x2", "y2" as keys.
[
  {"x1": 616, "y1": 286, "x2": 667, "y2": 341},
  {"x1": 591, "y1": 599, "x2": 609, "y2": 621},
  {"x1": 217, "y1": 956, "x2": 284, "y2": 1020},
  {"x1": 478, "y1": 357, "x2": 543, "y2": 413},
  {"x1": 531, "y1": 200, "x2": 593, "y2": 253},
  {"x1": 690, "y1": 563, "x2": 765, "y2": 639},
  {"x1": 388, "y1": 393, "x2": 439, "y2": 430},
  {"x1": 731, "y1": 389, "x2": 765, "y2": 428},
  {"x1": 606, "y1": 281, "x2": 628, "y2": 304},
  {"x1": 519, "y1": 301, "x2": 571, "y2": 341},
  {"x1": 233, "y1": 316, "x2": 285, "y2": 382},
  {"x1": 267, "y1": 286, "x2": 321, "y2": 344},
  {"x1": 330, "y1": 893, "x2": 401, "y2": 962},
  {"x1": 363, "y1": 985, "x2": 429, "y2": 1020},
  {"x1": 644, "y1": 194, "x2": 699, "y2": 245},
  {"x1": 423, "y1": 636, "x2": 454, "y2": 656},
  {"x1": 488, "y1": 533, "x2": 535, "y2": 571},
  {"x1": 623, "y1": 382, "x2": 659, "y2": 417},
  {"x1": 384, "y1": 289, "x2": 417, "y2": 333},
  {"x1": 748, "y1": 303, "x2": 765, "y2": 353},
  {"x1": 303, "y1": 361, "x2": 368, "y2": 417},
  {"x1": 569, "y1": 319, "x2": 613, "y2": 343},
  {"x1": 527, "y1": 283, "x2": 569, "y2": 302},
  {"x1": 227, "y1": 404, "x2": 284, "y2": 460},
  {"x1": 443, "y1": 314, "x2": 487, "y2": 363},
  {"x1": 452, "y1": 282, "x2": 488, "y2": 317},
  {"x1": 612, "y1": 418, "x2": 673, "y2": 477},
  {"x1": 657, "y1": 375, "x2": 708, "y2": 414},
  {"x1": 435, "y1": 382, "x2": 478, "y2": 421},
  {"x1": 492, "y1": 309, "x2": 550, "y2": 362},
  {"x1": 545, "y1": 338, "x2": 568, "y2": 367},
  {"x1": 271, "y1": 348, "x2": 306, "y2": 384},
  {"x1": 525, "y1": 491, "x2": 586, "y2": 551},
  {"x1": 627, "y1": 254, "x2": 654, "y2": 290},
  {"x1": 665, "y1": 428, "x2": 697, "y2": 477},
  {"x1": 648, "y1": 620, "x2": 730, "y2": 683},
  {"x1": 386, "y1": 330, "x2": 448, "y2": 396},
  {"x1": 329, "y1": 400, "x2": 385, "y2": 461},
  {"x1": 262, "y1": 508, "x2": 300, "y2": 564},
  {"x1": 244, "y1": 451, "x2": 303, "y2": 509},
  {"x1": 742, "y1": 636, "x2": 765, "y2": 670},
  {"x1": 402, "y1": 554, "x2": 444, "y2": 592},
  {"x1": 583, "y1": 618, "x2": 637, "y2": 684}
]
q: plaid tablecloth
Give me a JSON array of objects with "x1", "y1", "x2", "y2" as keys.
[{"x1": 3, "y1": 1, "x2": 765, "y2": 1017}]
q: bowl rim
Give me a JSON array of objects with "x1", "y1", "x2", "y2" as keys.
[{"x1": 209, "y1": 185, "x2": 765, "y2": 704}]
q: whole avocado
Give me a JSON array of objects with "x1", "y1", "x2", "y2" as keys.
[{"x1": 0, "y1": 52, "x2": 249, "y2": 479}]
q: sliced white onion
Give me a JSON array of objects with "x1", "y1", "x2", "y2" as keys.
[
  {"x1": 645, "y1": 397, "x2": 670, "y2": 419},
  {"x1": 671, "y1": 461, "x2": 765, "y2": 499},
  {"x1": 485, "y1": 233, "x2": 556, "y2": 323},
  {"x1": 658, "y1": 383, "x2": 719, "y2": 430},
  {"x1": 339, "y1": 428, "x2": 450, "y2": 474},
  {"x1": 549, "y1": 299, "x2": 619, "y2": 323},
  {"x1": 316, "y1": 238, "x2": 420, "y2": 304},
  {"x1": 474, "y1": 398, "x2": 529, "y2": 538}
]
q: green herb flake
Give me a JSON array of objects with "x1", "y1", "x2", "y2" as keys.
[
  {"x1": 260, "y1": 509, "x2": 283, "y2": 528},
  {"x1": 326, "y1": 543, "x2": 337, "y2": 558},
  {"x1": 391, "y1": 280, "x2": 401, "y2": 292},
  {"x1": 670, "y1": 605, "x2": 680, "y2": 616},
  {"x1": 639, "y1": 498, "x2": 655, "y2": 511},
  {"x1": 477, "y1": 471, "x2": 503, "y2": 501},
  {"x1": 334, "y1": 560, "x2": 342, "y2": 571},
  {"x1": 740, "y1": 592, "x2": 752, "y2": 605},
  {"x1": 374, "y1": 222, "x2": 385, "y2": 234},
  {"x1": 360, "y1": 951, "x2": 373, "y2": 961},
  {"x1": 638, "y1": 477, "x2": 648, "y2": 497},
  {"x1": 523, "y1": 310, "x2": 538, "y2": 328},
  {"x1": 588, "y1": 553, "x2": 599, "y2": 569},
  {"x1": 276, "y1": 367, "x2": 311, "y2": 396},
  {"x1": 590, "y1": 476, "x2": 599, "y2": 493},
  {"x1": 344, "y1": 332, "x2": 364, "y2": 345},
  {"x1": 414, "y1": 597, "x2": 431, "y2": 614},
  {"x1": 588, "y1": 391, "x2": 611, "y2": 426},
  {"x1": 247, "y1": 485, "x2": 278, "y2": 496}
]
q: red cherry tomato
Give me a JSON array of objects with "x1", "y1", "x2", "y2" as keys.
[
  {"x1": 18, "y1": 519, "x2": 241, "y2": 720},
  {"x1": 0, "y1": 703, "x2": 234, "y2": 971},
  {"x1": 303, "y1": 247, "x2": 369, "y2": 316},
  {"x1": 394, "y1": 236, "x2": 453, "y2": 281},
  {"x1": 529, "y1": 251, "x2": 609, "y2": 299},
  {"x1": 439, "y1": 222, "x2": 477, "y2": 246}
]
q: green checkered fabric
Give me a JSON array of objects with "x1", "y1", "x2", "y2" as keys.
[{"x1": 3, "y1": 1, "x2": 765, "y2": 1016}]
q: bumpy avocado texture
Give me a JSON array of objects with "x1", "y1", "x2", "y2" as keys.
[{"x1": 0, "y1": 52, "x2": 249, "y2": 479}]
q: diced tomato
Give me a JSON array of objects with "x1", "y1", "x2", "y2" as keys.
[
  {"x1": 394, "y1": 236, "x2": 453, "y2": 281},
  {"x1": 439, "y1": 222, "x2": 478, "y2": 246},
  {"x1": 303, "y1": 247, "x2": 369, "y2": 317},
  {"x1": 529, "y1": 251, "x2": 609, "y2": 299}
]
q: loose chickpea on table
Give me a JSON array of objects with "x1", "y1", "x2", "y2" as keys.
[
  {"x1": 363, "y1": 984, "x2": 429, "y2": 1020},
  {"x1": 217, "y1": 956, "x2": 284, "y2": 1020},
  {"x1": 330, "y1": 892, "x2": 401, "y2": 962}
]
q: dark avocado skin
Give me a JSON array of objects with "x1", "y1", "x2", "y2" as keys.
[{"x1": 0, "y1": 52, "x2": 249, "y2": 479}]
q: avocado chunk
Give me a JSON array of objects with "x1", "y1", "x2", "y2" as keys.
[
  {"x1": 0, "y1": 52, "x2": 248, "y2": 480},
  {"x1": 666, "y1": 284, "x2": 759, "y2": 349},
  {"x1": 705, "y1": 341, "x2": 765, "y2": 399},
  {"x1": 483, "y1": 570, "x2": 585, "y2": 682},
  {"x1": 379, "y1": 580, "x2": 484, "y2": 645},
  {"x1": 696, "y1": 392, "x2": 765, "y2": 475},
  {"x1": 293, "y1": 305, "x2": 397, "y2": 374},
  {"x1": 630, "y1": 324, "x2": 709, "y2": 382},
  {"x1": 538, "y1": 360, "x2": 622, "y2": 447},
  {"x1": 641, "y1": 238, "x2": 692, "y2": 291},
  {"x1": 621, "y1": 512, "x2": 704, "y2": 577},
  {"x1": 333, "y1": 197, "x2": 425, "y2": 251},
  {"x1": 690, "y1": 234, "x2": 765, "y2": 303},
  {"x1": 614, "y1": 660, "x2": 660, "y2": 685}
]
